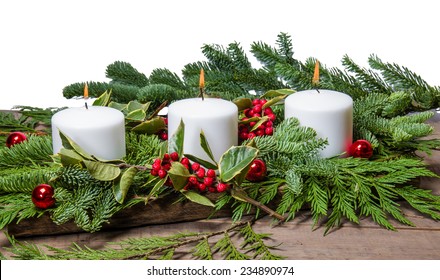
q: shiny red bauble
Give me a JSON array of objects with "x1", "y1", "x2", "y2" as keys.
[
  {"x1": 348, "y1": 139, "x2": 373, "y2": 159},
  {"x1": 6, "y1": 131, "x2": 27, "y2": 148},
  {"x1": 246, "y1": 159, "x2": 267, "y2": 182},
  {"x1": 32, "y1": 184, "x2": 56, "y2": 209}
]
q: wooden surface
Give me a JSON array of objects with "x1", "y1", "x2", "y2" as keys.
[{"x1": 1, "y1": 114, "x2": 440, "y2": 259}]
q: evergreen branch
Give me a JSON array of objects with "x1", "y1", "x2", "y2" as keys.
[
  {"x1": 0, "y1": 193, "x2": 44, "y2": 230},
  {"x1": 0, "y1": 165, "x2": 59, "y2": 193},
  {"x1": 149, "y1": 68, "x2": 189, "y2": 91},
  {"x1": 106, "y1": 61, "x2": 149, "y2": 87},
  {"x1": 62, "y1": 81, "x2": 139, "y2": 103},
  {"x1": 0, "y1": 135, "x2": 53, "y2": 169}
]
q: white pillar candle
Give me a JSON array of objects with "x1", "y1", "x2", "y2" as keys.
[
  {"x1": 52, "y1": 106, "x2": 126, "y2": 160},
  {"x1": 168, "y1": 98, "x2": 238, "y2": 162},
  {"x1": 284, "y1": 89, "x2": 353, "y2": 158}
]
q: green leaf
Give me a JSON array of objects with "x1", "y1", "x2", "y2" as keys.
[
  {"x1": 108, "y1": 101, "x2": 127, "y2": 112},
  {"x1": 92, "y1": 90, "x2": 112, "y2": 106},
  {"x1": 261, "y1": 89, "x2": 294, "y2": 98},
  {"x1": 58, "y1": 148, "x2": 84, "y2": 166},
  {"x1": 83, "y1": 160, "x2": 121, "y2": 181},
  {"x1": 113, "y1": 166, "x2": 138, "y2": 204},
  {"x1": 59, "y1": 131, "x2": 94, "y2": 160},
  {"x1": 200, "y1": 130, "x2": 216, "y2": 164},
  {"x1": 131, "y1": 117, "x2": 166, "y2": 134},
  {"x1": 262, "y1": 95, "x2": 287, "y2": 109},
  {"x1": 233, "y1": 98, "x2": 253, "y2": 111},
  {"x1": 126, "y1": 109, "x2": 146, "y2": 121},
  {"x1": 168, "y1": 161, "x2": 191, "y2": 190},
  {"x1": 184, "y1": 154, "x2": 218, "y2": 170},
  {"x1": 181, "y1": 190, "x2": 215, "y2": 207},
  {"x1": 250, "y1": 116, "x2": 269, "y2": 132},
  {"x1": 168, "y1": 119, "x2": 185, "y2": 156},
  {"x1": 127, "y1": 100, "x2": 144, "y2": 112},
  {"x1": 144, "y1": 177, "x2": 167, "y2": 203},
  {"x1": 219, "y1": 146, "x2": 259, "y2": 183}
]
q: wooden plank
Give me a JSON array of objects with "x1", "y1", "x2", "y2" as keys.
[{"x1": 7, "y1": 193, "x2": 235, "y2": 237}]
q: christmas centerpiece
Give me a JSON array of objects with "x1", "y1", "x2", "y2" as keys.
[{"x1": 1, "y1": 33, "x2": 440, "y2": 260}]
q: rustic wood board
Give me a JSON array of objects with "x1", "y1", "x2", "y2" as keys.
[{"x1": 7, "y1": 193, "x2": 236, "y2": 237}]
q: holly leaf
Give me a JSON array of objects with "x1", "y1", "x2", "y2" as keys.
[
  {"x1": 168, "y1": 119, "x2": 185, "y2": 157},
  {"x1": 262, "y1": 95, "x2": 287, "y2": 109},
  {"x1": 108, "y1": 101, "x2": 127, "y2": 112},
  {"x1": 219, "y1": 146, "x2": 258, "y2": 183},
  {"x1": 58, "y1": 148, "x2": 84, "y2": 166},
  {"x1": 92, "y1": 90, "x2": 112, "y2": 106},
  {"x1": 59, "y1": 130, "x2": 94, "y2": 160},
  {"x1": 83, "y1": 160, "x2": 121, "y2": 181},
  {"x1": 231, "y1": 188, "x2": 251, "y2": 203},
  {"x1": 126, "y1": 100, "x2": 144, "y2": 112},
  {"x1": 249, "y1": 116, "x2": 269, "y2": 132},
  {"x1": 200, "y1": 130, "x2": 216, "y2": 164},
  {"x1": 184, "y1": 153, "x2": 218, "y2": 170},
  {"x1": 126, "y1": 109, "x2": 146, "y2": 122},
  {"x1": 261, "y1": 89, "x2": 294, "y2": 99},
  {"x1": 233, "y1": 98, "x2": 252, "y2": 111},
  {"x1": 113, "y1": 166, "x2": 138, "y2": 204},
  {"x1": 131, "y1": 116, "x2": 166, "y2": 134},
  {"x1": 181, "y1": 190, "x2": 215, "y2": 207},
  {"x1": 168, "y1": 161, "x2": 191, "y2": 190}
]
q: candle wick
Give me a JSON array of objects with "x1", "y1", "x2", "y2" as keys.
[
  {"x1": 85, "y1": 102, "x2": 89, "y2": 109},
  {"x1": 315, "y1": 88, "x2": 320, "y2": 94},
  {"x1": 200, "y1": 88, "x2": 205, "y2": 101}
]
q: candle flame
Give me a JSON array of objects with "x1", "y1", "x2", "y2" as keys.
[
  {"x1": 312, "y1": 60, "x2": 320, "y2": 87},
  {"x1": 199, "y1": 69, "x2": 205, "y2": 89},
  {"x1": 84, "y1": 83, "x2": 89, "y2": 100}
]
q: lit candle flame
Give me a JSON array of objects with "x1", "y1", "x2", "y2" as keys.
[
  {"x1": 312, "y1": 60, "x2": 320, "y2": 87},
  {"x1": 199, "y1": 69, "x2": 205, "y2": 100},
  {"x1": 84, "y1": 83, "x2": 89, "y2": 99}
]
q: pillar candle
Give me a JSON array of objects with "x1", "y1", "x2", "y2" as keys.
[
  {"x1": 167, "y1": 98, "x2": 238, "y2": 162},
  {"x1": 284, "y1": 89, "x2": 353, "y2": 158},
  {"x1": 52, "y1": 106, "x2": 126, "y2": 160}
]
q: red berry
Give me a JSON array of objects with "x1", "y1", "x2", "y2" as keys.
[
  {"x1": 198, "y1": 183, "x2": 207, "y2": 192},
  {"x1": 249, "y1": 121, "x2": 257, "y2": 127},
  {"x1": 152, "y1": 162, "x2": 161, "y2": 172},
  {"x1": 253, "y1": 105, "x2": 262, "y2": 113},
  {"x1": 191, "y1": 162, "x2": 200, "y2": 172},
  {"x1": 162, "y1": 117, "x2": 168, "y2": 125},
  {"x1": 206, "y1": 169, "x2": 216, "y2": 178},
  {"x1": 239, "y1": 132, "x2": 249, "y2": 140},
  {"x1": 208, "y1": 187, "x2": 217, "y2": 193},
  {"x1": 170, "y1": 152, "x2": 179, "y2": 161},
  {"x1": 158, "y1": 169, "x2": 167, "y2": 178},
  {"x1": 188, "y1": 176, "x2": 198, "y2": 186},
  {"x1": 150, "y1": 169, "x2": 158, "y2": 176},
  {"x1": 204, "y1": 177, "x2": 214, "y2": 186},
  {"x1": 248, "y1": 132, "x2": 256, "y2": 139},
  {"x1": 267, "y1": 113, "x2": 276, "y2": 121},
  {"x1": 252, "y1": 113, "x2": 261, "y2": 118},
  {"x1": 252, "y1": 99, "x2": 261, "y2": 106},
  {"x1": 263, "y1": 107, "x2": 273, "y2": 115},
  {"x1": 181, "y1": 157, "x2": 190, "y2": 165},
  {"x1": 255, "y1": 129, "x2": 264, "y2": 137},
  {"x1": 159, "y1": 131, "x2": 168, "y2": 140},
  {"x1": 265, "y1": 127, "x2": 274, "y2": 135},
  {"x1": 216, "y1": 182, "x2": 229, "y2": 193},
  {"x1": 196, "y1": 168, "x2": 205, "y2": 179},
  {"x1": 162, "y1": 163, "x2": 171, "y2": 171},
  {"x1": 260, "y1": 99, "x2": 267, "y2": 105},
  {"x1": 163, "y1": 153, "x2": 170, "y2": 161},
  {"x1": 265, "y1": 120, "x2": 273, "y2": 127}
]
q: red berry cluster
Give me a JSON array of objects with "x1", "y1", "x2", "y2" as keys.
[
  {"x1": 156, "y1": 117, "x2": 168, "y2": 141},
  {"x1": 150, "y1": 152, "x2": 230, "y2": 193},
  {"x1": 239, "y1": 99, "x2": 276, "y2": 142}
]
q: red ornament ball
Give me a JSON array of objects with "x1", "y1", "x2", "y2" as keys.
[
  {"x1": 6, "y1": 131, "x2": 27, "y2": 148},
  {"x1": 246, "y1": 159, "x2": 267, "y2": 182},
  {"x1": 32, "y1": 184, "x2": 56, "y2": 209},
  {"x1": 348, "y1": 140, "x2": 373, "y2": 159}
]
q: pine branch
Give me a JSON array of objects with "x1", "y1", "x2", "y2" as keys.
[
  {"x1": 62, "y1": 81, "x2": 139, "y2": 103},
  {"x1": 106, "y1": 61, "x2": 149, "y2": 87},
  {"x1": 0, "y1": 135, "x2": 53, "y2": 169}
]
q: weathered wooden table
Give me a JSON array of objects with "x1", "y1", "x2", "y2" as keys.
[{"x1": 1, "y1": 113, "x2": 440, "y2": 260}]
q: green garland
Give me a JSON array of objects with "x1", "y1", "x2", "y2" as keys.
[{"x1": 1, "y1": 32, "x2": 440, "y2": 260}]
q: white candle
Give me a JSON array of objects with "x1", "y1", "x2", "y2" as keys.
[
  {"x1": 168, "y1": 98, "x2": 238, "y2": 162},
  {"x1": 52, "y1": 106, "x2": 126, "y2": 160},
  {"x1": 284, "y1": 89, "x2": 353, "y2": 158}
]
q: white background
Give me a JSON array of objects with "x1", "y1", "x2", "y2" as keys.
[{"x1": 1, "y1": 0, "x2": 439, "y2": 109}]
